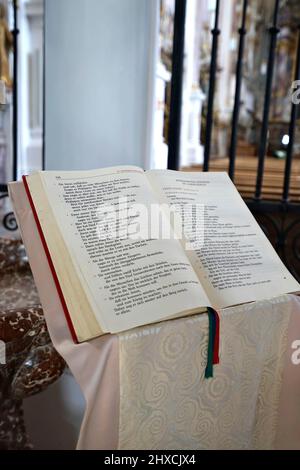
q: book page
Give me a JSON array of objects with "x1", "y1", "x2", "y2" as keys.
[
  {"x1": 29, "y1": 166, "x2": 210, "y2": 334},
  {"x1": 24, "y1": 172, "x2": 104, "y2": 342},
  {"x1": 147, "y1": 170, "x2": 300, "y2": 308}
]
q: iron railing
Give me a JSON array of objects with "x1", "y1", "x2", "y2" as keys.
[
  {"x1": 203, "y1": 0, "x2": 220, "y2": 172},
  {"x1": 228, "y1": 0, "x2": 248, "y2": 180},
  {"x1": 167, "y1": 0, "x2": 300, "y2": 279},
  {"x1": 255, "y1": 0, "x2": 280, "y2": 200}
]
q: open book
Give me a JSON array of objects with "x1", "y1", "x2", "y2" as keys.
[{"x1": 9, "y1": 166, "x2": 300, "y2": 343}]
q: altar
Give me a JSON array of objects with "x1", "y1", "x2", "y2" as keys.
[{"x1": 2, "y1": 180, "x2": 299, "y2": 450}]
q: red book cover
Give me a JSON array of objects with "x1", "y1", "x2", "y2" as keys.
[{"x1": 22, "y1": 175, "x2": 79, "y2": 343}]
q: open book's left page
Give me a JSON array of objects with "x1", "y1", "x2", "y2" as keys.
[{"x1": 24, "y1": 166, "x2": 210, "y2": 340}]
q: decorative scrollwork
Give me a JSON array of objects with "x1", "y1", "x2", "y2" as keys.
[
  {"x1": 253, "y1": 210, "x2": 300, "y2": 282},
  {"x1": 253, "y1": 213, "x2": 281, "y2": 249},
  {"x1": 3, "y1": 212, "x2": 17, "y2": 231},
  {"x1": 292, "y1": 232, "x2": 300, "y2": 263},
  {"x1": 283, "y1": 219, "x2": 300, "y2": 278},
  {"x1": 0, "y1": 192, "x2": 18, "y2": 232}
]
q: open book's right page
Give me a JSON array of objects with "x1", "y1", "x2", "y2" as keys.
[{"x1": 147, "y1": 170, "x2": 300, "y2": 308}]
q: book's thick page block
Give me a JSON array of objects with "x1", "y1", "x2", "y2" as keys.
[
  {"x1": 147, "y1": 170, "x2": 300, "y2": 307},
  {"x1": 8, "y1": 181, "x2": 80, "y2": 342},
  {"x1": 10, "y1": 167, "x2": 300, "y2": 343},
  {"x1": 21, "y1": 167, "x2": 210, "y2": 341}
]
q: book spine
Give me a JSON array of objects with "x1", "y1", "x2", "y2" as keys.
[{"x1": 22, "y1": 175, "x2": 79, "y2": 343}]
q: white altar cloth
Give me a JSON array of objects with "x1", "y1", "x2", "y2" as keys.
[{"x1": 9, "y1": 181, "x2": 300, "y2": 450}]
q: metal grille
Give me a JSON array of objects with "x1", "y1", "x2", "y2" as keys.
[{"x1": 167, "y1": 0, "x2": 300, "y2": 279}]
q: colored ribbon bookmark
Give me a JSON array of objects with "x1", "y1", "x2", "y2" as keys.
[{"x1": 205, "y1": 307, "x2": 220, "y2": 379}]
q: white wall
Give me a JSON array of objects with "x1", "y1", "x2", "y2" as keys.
[
  {"x1": 19, "y1": 0, "x2": 44, "y2": 176},
  {"x1": 45, "y1": 0, "x2": 159, "y2": 171}
]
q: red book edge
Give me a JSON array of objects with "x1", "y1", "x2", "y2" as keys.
[
  {"x1": 213, "y1": 310, "x2": 220, "y2": 365},
  {"x1": 22, "y1": 175, "x2": 79, "y2": 343}
]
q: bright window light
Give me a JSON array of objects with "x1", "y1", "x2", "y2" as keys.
[{"x1": 282, "y1": 134, "x2": 290, "y2": 146}]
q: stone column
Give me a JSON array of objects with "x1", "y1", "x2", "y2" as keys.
[{"x1": 20, "y1": 0, "x2": 44, "y2": 175}]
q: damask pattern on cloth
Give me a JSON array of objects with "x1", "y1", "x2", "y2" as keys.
[{"x1": 118, "y1": 296, "x2": 291, "y2": 450}]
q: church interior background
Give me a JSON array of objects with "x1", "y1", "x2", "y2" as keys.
[
  {"x1": 0, "y1": 0, "x2": 299, "y2": 234},
  {"x1": 159, "y1": 0, "x2": 300, "y2": 194},
  {"x1": 0, "y1": 0, "x2": 300, "y2": 450}
]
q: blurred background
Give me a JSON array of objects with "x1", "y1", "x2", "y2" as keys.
[
  {"x1": 0, "y1": 0, "x2": 299, "y2": 449},
  {"x1": 0, "y1": 1, "x2": 298, "y2": 183}
]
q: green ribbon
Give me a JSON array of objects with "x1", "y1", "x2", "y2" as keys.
[{"x1": 205, "y1": 307, "x2": 216, "y2": 379}]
